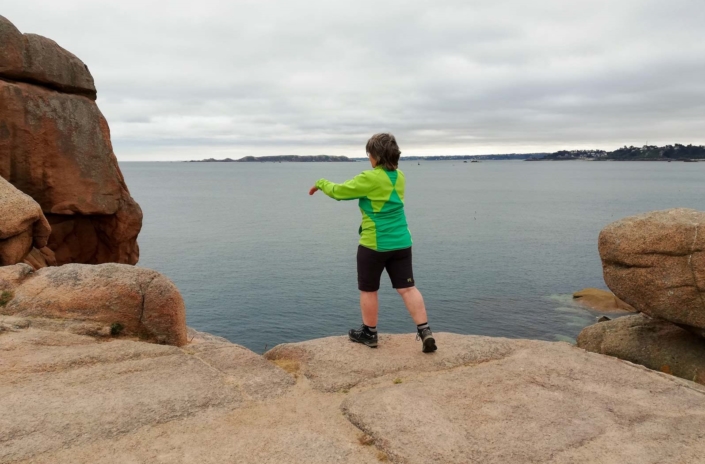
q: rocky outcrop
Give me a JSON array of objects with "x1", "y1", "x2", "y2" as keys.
[
  {"x1": 2, "y1": 327, "x2": 705, "y2": 463},
  {"x1": 578, "y1": 209, "x2": 705, "y2": 384},
  {"x1": 0, "y1": 263, "x2": 187, "y2": 345},
  {"x1": 573, "y1": 287, "x2": 636, "y2": 312},
  {"x1": 0, "y1": 176, "x2": 50, "y2": 265},
  {"x1": 577, "y1": 314, "x2": 705, "y2": 385},
  {"x1": 0, "y1": 15, "x2": 142, "y2": 265},
  {"x1": 599, "y1": 208, "x2": 705, "y2": 332}
]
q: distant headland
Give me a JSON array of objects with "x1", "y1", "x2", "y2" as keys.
[
  {"x1": 188, "y1": 155, "x2": 354, "y2": 162},
  {"x1": 527, "y1": 144, "x2": 705, "y2": 161}
]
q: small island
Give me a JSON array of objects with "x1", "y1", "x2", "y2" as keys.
[{"x1": 188, "y1": 155, "x2": 355, "y2": 162}]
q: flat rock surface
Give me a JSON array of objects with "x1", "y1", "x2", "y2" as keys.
[
  {"x1": 3, "y1": 324, "x2": 705, "y2": 463},
  {"x1": 264, "y1": 332, "x2": 532, "y2": 392},
  {"x1": 342, "y1": 341, "x2": 705, "y2": 464},
  {"x1": 0, "y1": 320, "x2": 294, "y2": 463}
]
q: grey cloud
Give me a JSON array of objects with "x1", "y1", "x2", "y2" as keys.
[{"x1": 4, "y1": 0, "x2": 705, "y2": 160}]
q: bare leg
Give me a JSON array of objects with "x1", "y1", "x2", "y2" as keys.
[
  {"x1": 397, "y1": 287, "x2": 428, "y2": 325},
  {"x1": 360, "y1": 291, "x2": 379, "y2": 326}
]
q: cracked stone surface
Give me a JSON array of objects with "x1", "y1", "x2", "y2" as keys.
[
  {"x1": 341, "y1": 341, "x2": 705, "y2": 464},
  {"x1": 599, "y1": 208, "x2": 705, "y2": 331},
  {"x1": 2, "y1": 322, "x2": 705, "y2": 463}
]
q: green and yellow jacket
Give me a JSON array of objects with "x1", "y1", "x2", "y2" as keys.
[{"x1": 315, "y1": 166, "x2": 412, "y2": 251}]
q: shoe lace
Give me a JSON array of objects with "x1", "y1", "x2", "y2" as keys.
[{"x1": 416, "y1": 328, "x2": 432, "y2": 341}]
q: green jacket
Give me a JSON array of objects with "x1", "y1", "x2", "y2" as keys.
[{"x1": 315, "y1": 166, "x2": 412, "y2": 251}]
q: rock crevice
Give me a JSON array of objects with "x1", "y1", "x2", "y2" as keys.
[
  {"x1": 688, "y1": 224, "x2": 705, "y2": 313},
  {"x1": 0, "y1": 73, "x2": 95, "y2": 99}
]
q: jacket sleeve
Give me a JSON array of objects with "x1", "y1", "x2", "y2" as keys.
[{"x1": 315, "y1": 171, "x2": 375, "y2": 200}]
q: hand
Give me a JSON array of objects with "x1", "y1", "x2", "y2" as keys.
[{"x1": 309, "y1": 186, "x2": 319, "y2": 195}]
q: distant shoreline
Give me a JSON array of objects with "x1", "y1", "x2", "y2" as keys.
[
  {"x1": 526, "y1": 158, "x2": 700, "y2": 162},
  {"x1": 182, "y1": 145, "x2": 705, "y2": 163},
  {"x1": 187, "y1": 155, "x2": 354, "y2": 163}
]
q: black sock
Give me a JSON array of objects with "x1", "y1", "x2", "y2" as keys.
[
  {"x1": 416, "y1": 322, "x2": 429, "y2": 334},
  {"x1": 363, "y1": 324, "x2": 377, "y2": 335}
]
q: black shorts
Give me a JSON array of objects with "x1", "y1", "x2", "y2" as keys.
[{"x1": 357, "y1": 245, "x2": 415, "y2": 292}]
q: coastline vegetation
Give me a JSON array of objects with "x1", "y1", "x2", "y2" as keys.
[{"x1": 533, "y1": 144, "x2": 705, "y2": 161}]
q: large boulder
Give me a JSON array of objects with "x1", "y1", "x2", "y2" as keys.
[
  {"x1": 0, "y1": 263, "x2": 187, "y2": 346},
  {"x1": 0, "y1": 176, "x2": 50, "y2": 265},
  {"x1": 0, "y1": 15, "x2": 96, "y2": 99},
  {"x1": 578, "y1": 314, "x2": 705, "y2": 385},
  {"x1": 0, "y1": 72, "x2": 142, "y2": 265},
  {"x1": 599, "y1": 208, "x2": 705, "y2": 331}
]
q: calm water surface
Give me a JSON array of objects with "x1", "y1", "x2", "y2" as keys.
[{"x1": 120, "y1": 160, "x2": 705, "y2": 352}]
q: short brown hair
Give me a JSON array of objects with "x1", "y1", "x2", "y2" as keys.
[{"x1": 366, "y1": 133, "x2": 401, "y2": 171}]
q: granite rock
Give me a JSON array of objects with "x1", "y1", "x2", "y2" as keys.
[{"x1": 599, "y1": 208, "x2": 705, "y2": 331}]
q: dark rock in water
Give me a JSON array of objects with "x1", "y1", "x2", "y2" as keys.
[
  {"x1": 596, "y1": 316, "x2": 611, "y2": 322},
  {"x1": 573, "y1": 288, "x2": 636, "y2": 312},
  {"x1": 578, "y1": 313, "x2": 705, "y2": 385}
]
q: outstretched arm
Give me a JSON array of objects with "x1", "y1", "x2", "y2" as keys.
[{"x1": 309, "y1": 171, "x2": 375, "y2": 200}]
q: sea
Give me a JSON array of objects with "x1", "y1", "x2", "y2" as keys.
[{"x1": 119, "y1": 160, "x2": 705, "y2": 353}]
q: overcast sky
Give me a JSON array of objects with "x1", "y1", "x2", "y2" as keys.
[{"x1": 5, "y1": 0, "x2": 705, "y2": 160}]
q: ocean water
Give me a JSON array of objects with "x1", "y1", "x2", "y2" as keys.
[{"x1": 120, "y1": 160, "x2": 705, "y2": 353}]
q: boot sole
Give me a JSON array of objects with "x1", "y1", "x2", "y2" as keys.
[
  {"x1": 349, "y1": 336, "x2": 378, "y2": 348},
  {"x1": 422, "y1": 337, "x2": 437, "y2": 353}
]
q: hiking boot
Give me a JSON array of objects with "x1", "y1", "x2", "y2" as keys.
[
  {"x1": 417, "y1": 328, "x2": 437, "y2": 353},
  {"x1": 349, "y1": 325, "x2": 378, "y2": 348}
]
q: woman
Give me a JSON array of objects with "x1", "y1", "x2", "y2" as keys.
[{"x1": 308, "y1": 133, "x2": 437, "y2": 353}]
